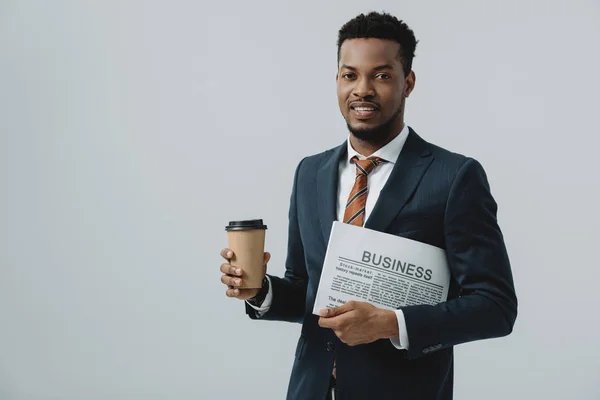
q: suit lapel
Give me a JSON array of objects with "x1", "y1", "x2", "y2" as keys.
[
  {"x1": 365, "y1": 128, "x2": 434, "y2": 233},
  {"x1": 316, "y1": 142, "x2": 346, "y2": 243}
]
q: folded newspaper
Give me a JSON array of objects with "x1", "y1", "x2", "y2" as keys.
[{"x1": 312, "y1": 221, "x2": 450, "y2": 315}]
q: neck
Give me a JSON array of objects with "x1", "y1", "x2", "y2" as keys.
[{"x1": 350, "y1": 119, "x2": 405, "y2": 157}]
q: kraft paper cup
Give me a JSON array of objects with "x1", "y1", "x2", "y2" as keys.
[{"x1": 225, "y1": 219, "x2": 268, "y2": 289}]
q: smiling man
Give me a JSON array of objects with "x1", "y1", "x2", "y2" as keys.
[{"x1": 218, "y1": 11, "x2": 517, "y2": 400}]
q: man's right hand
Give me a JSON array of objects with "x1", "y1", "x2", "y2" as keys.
[{"x1": 220, "y1": 248, "x2": 271, "y2": 300}]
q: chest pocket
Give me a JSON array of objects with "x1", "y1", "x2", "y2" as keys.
[
  {"x1": 389, "y1": 214, "x2": 431, "y2": 233},
  {"x1": 388, "y1": 214, "x2": 445, "y2": 249}
]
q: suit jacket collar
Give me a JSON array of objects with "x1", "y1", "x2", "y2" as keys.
[{"x1": 316, "y1": 127, "x2": 434, "y2": 243}]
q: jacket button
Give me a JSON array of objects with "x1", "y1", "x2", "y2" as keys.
[{"x1": 326, "y1": 342, "x2": 334, "y2": 352}]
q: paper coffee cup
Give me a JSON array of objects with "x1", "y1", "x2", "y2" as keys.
[{"x1": 225, "y1": 219, "x2": 268, "y2": 289}]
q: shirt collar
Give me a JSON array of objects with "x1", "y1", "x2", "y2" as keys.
[{"x1": 346, "y1": 124, "x2": 410, "y2": 165}]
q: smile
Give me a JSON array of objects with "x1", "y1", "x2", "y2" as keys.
[{"x1": 350, "y1": 105, "x2": 379, "y2": 120}]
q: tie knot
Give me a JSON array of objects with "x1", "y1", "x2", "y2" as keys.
[{"x1": 351, "y1": 156, "x2": 386, "y2": 176}]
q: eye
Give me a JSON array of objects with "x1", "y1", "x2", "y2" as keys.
[
  {"x1": 342, "y1": 73, "x2": 356, "y2": 79},
  {"x1": 376, "y1": 73, "x2": 391, "y2": 80}
]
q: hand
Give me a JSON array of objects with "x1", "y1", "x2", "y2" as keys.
[
  {"x1": 219, "y1": 248, "x2": 270, "y2": 300},
  {"x1": 317, "y1": 301, "x2": 399, "y2": 346}
]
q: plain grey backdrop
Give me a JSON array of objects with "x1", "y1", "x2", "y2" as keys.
[{"x1": 1, "y1": 0, "x2": 599, "y2": 399}]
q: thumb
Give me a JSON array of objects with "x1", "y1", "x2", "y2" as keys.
[
  {"x1": 262, "y1": 252, "x2": 271, "y2": 276},
  {"x1": 263, "y1": 252, "x2": 271, "y2": 266},
  {"x1": 319, "y1": 300, "x2": 355, "y2": 318}
]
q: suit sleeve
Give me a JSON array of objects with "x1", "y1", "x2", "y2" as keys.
[
  {"x1": 245, "y1": 158, "x2": 308, "y2": 323},
  {"x1": 400, "y1": 158, "x2": 518, "y2": 359}
]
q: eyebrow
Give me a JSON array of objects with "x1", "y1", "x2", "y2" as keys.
[{"x1": 341, "y1": 64, "x2": 395, "y2": 71}]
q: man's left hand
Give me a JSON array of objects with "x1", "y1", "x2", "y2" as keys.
[{"x1": 318, "y1": 301, "x2": 399, "y2": 346}]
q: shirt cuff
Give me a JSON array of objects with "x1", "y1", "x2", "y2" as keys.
[
  {"x1": 389, "y1": 309, "x2": 410, "y2": 350},
  {"x1": 245, "y1": 276, "x2": 273, "y2": 316}
]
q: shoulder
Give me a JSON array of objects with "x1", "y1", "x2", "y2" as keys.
[
  {"x1": 418, "y1": 133, "x2": 485, "y2": 176},
  {"x1": 294, "y1": 142, "x2": 345, "y2": 175},
  {"x1": 427, "y1": 140, "x2": 469, "y2": 169},
  {"x1": 419, "y1": 136, "x2": 490, "y2": 192}
]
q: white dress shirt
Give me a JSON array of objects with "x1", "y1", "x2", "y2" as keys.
[{"x1": 247, "y1": 124, "x2": 411, "y2": 350}]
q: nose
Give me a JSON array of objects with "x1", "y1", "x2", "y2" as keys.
[{"x1": 352, "y1": 77, "x2": 375, "y2": 98}]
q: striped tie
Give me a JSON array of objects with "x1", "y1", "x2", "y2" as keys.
[
  {"x1": 332, "y1": 155, "x2": 386, "y2": 380},
  {"x1": 343, "y1": 156, "x2": 387, "y2": 226}
]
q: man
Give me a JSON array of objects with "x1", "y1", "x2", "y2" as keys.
[{"x1": 219, "y1": 11, "x2": 517, "y2": 400}]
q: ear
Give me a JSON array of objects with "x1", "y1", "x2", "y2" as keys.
[
  {"x1": 404, "y1": 70, "x2": 416, "y2": 98},
  {"x1": 335, "y1": 72, "x2": 339, "y2": 83}
]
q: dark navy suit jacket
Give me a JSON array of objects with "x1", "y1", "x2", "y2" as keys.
[{"x1": 246, "y1": 128, "x2": 518, "y2": 400}]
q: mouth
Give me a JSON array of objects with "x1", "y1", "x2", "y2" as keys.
[{"x1": 349, "y1": 102, "x2": 379, "y2": 120}]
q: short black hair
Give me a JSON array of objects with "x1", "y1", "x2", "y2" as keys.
[{"x1": 337, "y1": 11, "x2": 418, "y2": 75}]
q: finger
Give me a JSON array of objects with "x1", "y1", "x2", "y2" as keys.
[
  {"x1": 220, "y1": 248, "x2": 234, "y2": 260},
  {"x1": 318, "y1": 316, "x2": 338, "y2": 330},
  {"x1": 319, "y1": 300, "x2": 356, "y2": 318},
  {"x1": 221, "y1": 274, "x2": 242, "y2": 287},
  {"x1": 333, "y1": 330, "x2": 358, "y2": 346},
  {"x1": 334, "y1": 330, "x2": 345, "y2": 343},
  {"x1": 263, "y1": 252, "x2": 271, "y2": 266},
  {"x1": 225, "y1": 287, "x2": 240, "y2": 297},
  {"x1": 220, "y1": 263, "x2": 242, "y2": 276}
]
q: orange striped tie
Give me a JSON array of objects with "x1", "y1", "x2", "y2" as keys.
[
  {"x1": 343, "y1": 156, "x2": 387, "y2": 226},
  {"x1": 332, "y1": 155, "x2": 386, "y2": 380}
]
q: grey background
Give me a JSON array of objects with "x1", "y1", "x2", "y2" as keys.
[{"x1": 1, "y1": 0, "x2": 599, "y2": 399}]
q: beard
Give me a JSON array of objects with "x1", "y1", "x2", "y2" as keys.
[{"x1": 345, "y1": 100, "x2": 404, "y2": 145}]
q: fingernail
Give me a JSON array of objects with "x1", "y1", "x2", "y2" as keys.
[
  {"x1": 227, "y1": 251, "x2": 232, "y2": 257},
  {"x1": 235, "y1": 268, "x2": 241, "y2": 275},
  {"x1": 235, "y1": 279, "x2": 241, "y2": 286},
  {"x1": 234, "y1": 289, "x2": 239, "y2": 295},
  {"x1": 319, "y1": 309, "x2": 328, "y2": 317}
]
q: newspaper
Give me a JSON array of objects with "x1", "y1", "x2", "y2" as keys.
[{"x1": 312, "y1": 221, "x2": 450, "y2": 315}]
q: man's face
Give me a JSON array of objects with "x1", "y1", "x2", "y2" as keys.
[{"x1": 336, "y1": 38, "x2": 413, "y2": 142}]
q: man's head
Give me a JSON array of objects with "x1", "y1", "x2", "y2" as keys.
[{"x1": 336, "y1": 12, "x2": 418, "y2": 145}]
